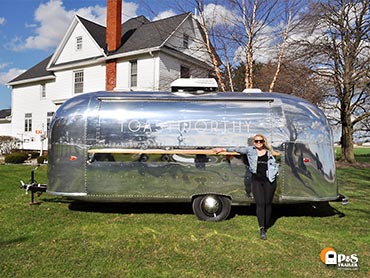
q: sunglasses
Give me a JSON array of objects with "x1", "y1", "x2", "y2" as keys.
[{"x1": 254, "y1": 139, "x2": 264, "y2": 143}]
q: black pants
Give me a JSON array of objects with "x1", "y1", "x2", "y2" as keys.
[{"x1": 251, "y1": 175, "x2": 276, "y2": 229}]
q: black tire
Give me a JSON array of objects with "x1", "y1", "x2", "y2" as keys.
[
  {"x1": 192, "y1": 195, "x2": 231, "y2": 222},
  {"x1": 161, "y1": 154, "x2": 170, "y2": 161},
  {"x1": 139, "y1": 154, "x2": 149, "y2": 162}
]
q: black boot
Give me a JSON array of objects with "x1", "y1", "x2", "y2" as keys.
[{"x1": 259, "y1": 227, "x2": 267, "y2": 240}]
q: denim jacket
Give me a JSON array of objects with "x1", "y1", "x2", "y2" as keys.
[{"x1": 227, "y1": 146, "x2": 279, "y2": 183}]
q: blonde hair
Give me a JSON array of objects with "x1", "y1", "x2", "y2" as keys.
[{"x1": 254, "y1": 134, "x2": 280, "y2": 156}]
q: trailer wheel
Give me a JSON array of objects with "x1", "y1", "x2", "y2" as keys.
[
  {"x1": 192, "y1": 195, "x2": 231, "y2": 222},
  {"x1": 161, "y1": 154, "x2": 170, "y2": 161},
  {"x1": 139, "y1": 154, "x2": 149, "y2": 162}
]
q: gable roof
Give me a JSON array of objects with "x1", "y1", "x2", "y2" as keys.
[
  {"x1": 8, "y1": 55, "x2": 54, "y2": 84},
  {"x1": 83, "y1": 14, "x2": 151, "y2": 54},
  {"x1": 8, "y1": 12, "x2": 193, "y2": 85},
  {"x1": 77, "y1": 12, "x2": 189, "y2": 55},
  {"x1": 0, "y1": 109, "x2": 11, "y2": 119},
  {"x1": 114, "y1": 12, "x2": 190, "y2": 54},
  {"x1": 76, "y1": 15, "x2": 107, "y2": 50}
]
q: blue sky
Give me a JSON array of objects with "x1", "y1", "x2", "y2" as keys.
[{"x1": 0, "y1": 0, "x2": 197, "y2": 109}]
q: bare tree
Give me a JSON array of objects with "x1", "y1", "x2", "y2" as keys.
[
  {"x1": 157, "y1": 0, "x2": 295, "y2": 93},
  {"x1": 227, "y1": 0, "x2": 278, "y2": 88},
  {"x1": 294, "y1": 0, "x2": 370, "y2": 163},
  {"x1": 255, "y1": 61, "x2": 325, "y2": 103},
  {"x1": 196, "y1": 0, "x2": 227, "y2": 91},
  {"x1": 268, "y1": 0, "x2": 305, "y2": 92}
]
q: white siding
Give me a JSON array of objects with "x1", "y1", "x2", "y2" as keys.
[
  {"x1": 55, "y1": 22, "x2": 103, "y2": 65},
  {"x1": 116, "y1": 61, "x2": 130, "y2": 90},
  {"x1": 165, "y1": 17, "x2": 211, "y2": 65},
  {"x1": 11, "y1": 83, "x2": 56, "y2": 150},
  {"x1": 158, "y1": 52, "x2": 209, "y2": 91},
  {"x1": 137, "y1": 56, "x2": 158, "y2": 91},
  {"x1": 48, "y1": 63, "x2": 105, "y2": 101},
  {"x1": 116, "y1": 55, "x2": 160, "y2": 91},
  {"x1": 0, "y1": 122, "x2": 12, "y2": 136},
  {"x1": 159, "y1": 53, "x2": 181, "y2": 91},
  {"x1": 84, "y1": 64, "x2": 106, "y2": 92},
  {"x1": 49, "y1": 71, "x2": 73, "y2": 100}
]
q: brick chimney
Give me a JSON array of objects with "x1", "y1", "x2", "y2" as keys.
[{"x1": 106, "y1": 0, "x2": 122, "y2": 91}]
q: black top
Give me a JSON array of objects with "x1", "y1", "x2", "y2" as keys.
[{"x1": 256, "y1": 152, "x2": 268, "y2": 180}]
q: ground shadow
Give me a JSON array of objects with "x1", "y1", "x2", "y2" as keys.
[
  {"x1": 0, "y1": 236, "x2": 28, "y2": 248},
  {"x1": 231, "y1": 202, "x2": 345, "y2": 227},
  {"x1": 68, "y1": 201, "x2": 194, "y2": 216},
  {"x1": 65, "y1": 199, "x2": 345, "y2": 226}
]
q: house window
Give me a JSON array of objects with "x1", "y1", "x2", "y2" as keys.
[
  {"x1": 76, "y1": 36, "x2": 83, "y2": 51},
  {"x1": 25, "y1": 113, "x2": 32, "y2": 132},
  {"x1": 183, "y1": 34, "x2": 189, "y2": 49},
  {"x1": 180, "y1": 66, "x2": 190, "y2": 78},
  {"x1": 46, "y1": 112, "x2": 55, "y2": 134},
  {"x1": 40, "y1": 84, "x2": 46, "y2": 99},
  {"x1": 74, "y1": 70, "x2": 84, "y2": 94},
  {"x1": 130, "y1": 60, "x2": 137, "y2": 87}
]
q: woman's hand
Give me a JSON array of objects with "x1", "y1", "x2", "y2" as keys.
[{"x1": 212, "y1": 148, "x2": 226, "y2": 154}]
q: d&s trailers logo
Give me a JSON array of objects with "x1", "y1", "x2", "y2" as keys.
[{"x1": 320, "y1": 247, "x2": 358, "y2": 270}]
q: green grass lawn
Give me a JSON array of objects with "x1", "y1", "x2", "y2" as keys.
[
  {"x1": 335, "y1": 146, "x2": 370, "y2": 163},
  {"x1": 0, "y1": 152, "x2": 369, "y2": 277}
]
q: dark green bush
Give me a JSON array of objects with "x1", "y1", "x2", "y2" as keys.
[
  {"x1": 5, "y1": 152, "x2": 28, "y2": 164},
  {"x1": 37, "y1": 155, "x2": 48, "y2": 164}
]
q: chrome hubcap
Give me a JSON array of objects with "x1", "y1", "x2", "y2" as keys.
[{"x1": 202, "y1": 196, "x2": 220, "y2": 214}]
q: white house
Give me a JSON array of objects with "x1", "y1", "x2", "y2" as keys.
[
  {"x1": 0, "y1": 109, "x2": 12, "y2": 136},
  {"x1": 6, "y1": 1, "x2": 213, "y2": 151}
]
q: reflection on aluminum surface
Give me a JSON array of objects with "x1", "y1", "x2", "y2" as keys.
[
  {"x1": 48, "y1": 91, "x2": 337, "y2": 204},
  {"x1": 97, "y1": 100, "x2": 273, "y2": 148}
]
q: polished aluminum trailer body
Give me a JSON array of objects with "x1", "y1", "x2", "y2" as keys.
[{"x1": 48, "y1": 91, "x2": 337, "y2": 207}]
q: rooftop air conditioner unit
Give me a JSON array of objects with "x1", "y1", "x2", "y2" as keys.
[
  {"x1": 242, "y1": 88, "x2": 262, "y2": 93},
  {"x1": 171, "y1": 78, "x2": 218, "y2": 94}
]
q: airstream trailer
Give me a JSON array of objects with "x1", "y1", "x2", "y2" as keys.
[{"x1": 42, "y1": 83, "x2": 343, "y2": 221}]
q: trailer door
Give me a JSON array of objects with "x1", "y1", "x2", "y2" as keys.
[{"x1": 279, "y1": 97, "x2": 337, "y2": 202}]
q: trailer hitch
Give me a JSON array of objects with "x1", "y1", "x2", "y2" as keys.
[{"x1": 20, "y1": 168, "x2": 47, "y2": 205}]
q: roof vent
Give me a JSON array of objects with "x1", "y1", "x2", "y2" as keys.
[
  {"x1": 243, "y1": 88, "x2": 262, "y2": 93},
  {"x1": 171, "y1": 78, "x2": 218, "y2": 94}
]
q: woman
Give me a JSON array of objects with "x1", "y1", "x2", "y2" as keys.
[{"x1": 213, "y1": 134, "x2": 279, "y2": 240}]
